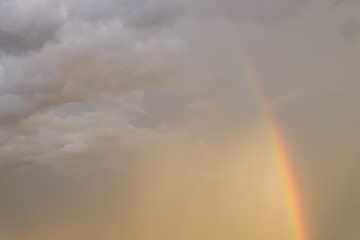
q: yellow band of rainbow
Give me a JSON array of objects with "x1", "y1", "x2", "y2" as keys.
[{"x1": 224, "y1": 25, "x2": 308, "y2": 240}]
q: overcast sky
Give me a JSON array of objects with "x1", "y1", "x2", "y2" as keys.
[{"x1": 1, "y1": 0, "x2": 360, "y2": 239}]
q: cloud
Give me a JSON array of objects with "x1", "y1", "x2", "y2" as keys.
[
  {"x1": 0, "y1": 160, "x2": 32, "y2": 184},
  {"x1": 0, "y1": 0, "x2": 188, "y2": 55},
  {"x1": 64, "y1": 0, "x2": 188, "y2": 29},
  {"x1": 0, "y1": 21, "x2": 185, "y2": 125},
  {"x1": 333, "y1": 0, "x2": 360, "y2": 6},
  {"x1": 339, "y1": 16, "x2": 360, "y2": 41},
  {"x1": 1, "y1": 0, "x2": 360, "y2": 240},
  {"x1": 0, "y1": 0, "x2": 64, "y2": 54},
  {"x1": 198, "y1": 0, "x2": 306, "y2": 23}
]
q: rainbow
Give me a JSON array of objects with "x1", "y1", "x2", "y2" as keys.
[{"x1": 224, "y1": 26, "x2": 308, "y2": 240}]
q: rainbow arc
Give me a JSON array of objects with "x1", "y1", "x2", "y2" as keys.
[{"x1": 224, "y1": 25, "x2": 308, "y2": 240}]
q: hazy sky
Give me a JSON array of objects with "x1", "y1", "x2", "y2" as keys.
[{"x1": 1, "y1": 0, "x2": 360, "y2": 239}]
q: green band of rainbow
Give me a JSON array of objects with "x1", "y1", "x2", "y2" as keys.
[{"x1": 224, "y1": 25, "x2": 308, "y2": 240}]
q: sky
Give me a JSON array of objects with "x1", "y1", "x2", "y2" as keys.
[{"x1": 1, "y1": 0, "x2": 360, "y2": 239}]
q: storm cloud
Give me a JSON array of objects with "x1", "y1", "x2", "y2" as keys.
[{"x1": 1, "y1": 0, "x2": 360, "y2": 240}]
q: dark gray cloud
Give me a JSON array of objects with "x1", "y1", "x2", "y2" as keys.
[
  {"x1": 0, "y1": 0, "x2": 307, "y2": 55},
  {"x1": 0, "y1": 0, "x2": 187, "y2": 55},
  {"x1": 333, "y1": 0, "x2": 360, "y2": 6},
  {"x1": 0, "y1": 23, "x2": 184, "y2": 125},
  {"x1": 64, "y1": 0, "x2": 187, "y2": 29},
  {"x1": 201, "y1": 0, "x2": 306, "y2": 23},
  {"x1": 1, "y1": 0, "x2": 360, "y2": 240},
  {"x1": 63, "y1": 0, "x2": 306, "y2": 29},
  {"x1": 0, "y1": 160, "x2": 32, "y2": 184},
  {"x1": 0, "y1": 0, "x2": 64, "y2": 54},
  {"x1": 339, "y1": 16, "x2": 360, "y2": 41}
]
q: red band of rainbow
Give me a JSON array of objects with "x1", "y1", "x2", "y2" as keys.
[{"x1": 224, "y1": 24, "x2": 308, "y2": 240}]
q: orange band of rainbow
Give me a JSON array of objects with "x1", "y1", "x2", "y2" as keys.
[{"x1": 224, "y1": 25, "x2": 308, "y2": 240}]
